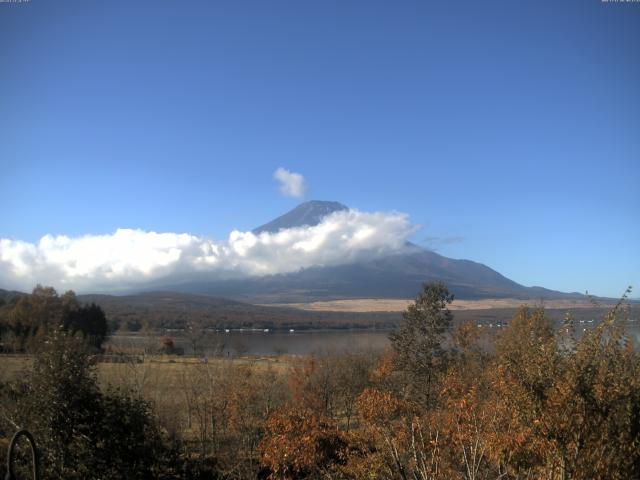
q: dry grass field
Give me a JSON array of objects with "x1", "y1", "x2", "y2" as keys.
[
  {"x1": 262, "y1": 297, "x2": 611, "y2": 313},
  {"x1": 0, "y1": 354, "x2": 290, "y2": 387},
  {"x1": 0, "y1": 355, "x2": 32, "y2": 383},
  {"x1": 0, "y1": 353, "x2": 294, "y2": 459}
]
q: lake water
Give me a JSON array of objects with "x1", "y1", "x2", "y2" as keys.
[{"x1": 108, "y1": 321, "x2": 640, "y2": 357}]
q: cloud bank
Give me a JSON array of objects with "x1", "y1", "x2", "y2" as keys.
[
  {"x1": 274, "y1": 167, "x2": 306, "y2": 198},
  {"x1": 0, "y1": 209, "x2": 415, "y2": 293}
]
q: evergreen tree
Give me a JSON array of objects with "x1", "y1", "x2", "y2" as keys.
[
  {"x1": 62, "y1": 303, "x2": 108, "y2": 351},
  {"x1": 389, "y1": 282, "x2": 454, "y2": 406}
]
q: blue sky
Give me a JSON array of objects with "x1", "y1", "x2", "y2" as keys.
[{"x1": 1, "y1": 0, "x2": 638, "y2": 297}]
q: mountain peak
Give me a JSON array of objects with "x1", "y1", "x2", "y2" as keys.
[{"x1": 253, "y1": 200, "x2": 348, "y2": 234}]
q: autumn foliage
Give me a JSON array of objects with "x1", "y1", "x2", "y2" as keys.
[
  {"x1": 1, "y1": 283, "x2": 639, "y2": 479},
  {"x1": 260, "y1": 408, "x2": 350, "y2": 479},
  {"x1": 258, "y1": 284, "x2": 640, "y2": 480}
]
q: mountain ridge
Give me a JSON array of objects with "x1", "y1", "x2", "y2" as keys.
[
  {"x1": 253, "y1": 200, "x2": 348, "y2": 234},
  {"x1": 158, "y1": 200, "x2": 585, "y2": 302},
  {"x1": 0, "y1": 201, "x2": 588, "y2": 303}
]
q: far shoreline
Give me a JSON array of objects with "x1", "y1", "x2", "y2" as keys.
[{"x1": 259, "y1": 297, "x2": 620, "y2": 313}]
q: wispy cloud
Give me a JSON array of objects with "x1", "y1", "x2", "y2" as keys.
[
  {"x1": 425, "y1": 236, "x2": 465, "y2": 245},
  {"x1": 0, "y1": 210, "x2": 415, "y2": 293},
  {"x1": 274, "y1": 167, "x2": 306, "y2": 198},
  {"x1": 422, "y1": 235, "x2": 465, "y2": 251}
]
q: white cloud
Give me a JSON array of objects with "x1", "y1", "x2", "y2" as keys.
[
  {"x1": 0, "y1": 209, "x2": 415, "y2": 293},
  {"x1": 274, "y1": 167, "x2": 306, "y2": 198}
]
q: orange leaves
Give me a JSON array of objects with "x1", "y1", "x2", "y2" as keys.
[
  {"x1": 259, "y1": 408, "x2": 349, "y2": 479},
  {"x1": 357, "y1": 388, "x2": 409, "y2": 426},
  {"x1": 260, "y1": 302, "x2": 640, "y2": 479},
  {"x1": 369, "y1": 349, "x2": 397, "y2": 384},
  {"x1": 453, "y1": 321, "x2": 480, "y2": 352}
]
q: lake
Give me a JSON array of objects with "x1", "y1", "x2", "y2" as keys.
[{"x1": 108, "y1": 320, "x2": 640, "y2": 357}]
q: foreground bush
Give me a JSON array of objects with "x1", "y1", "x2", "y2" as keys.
[{"x1": 0, "y1": 329, "x2": 165, "y2": 479}]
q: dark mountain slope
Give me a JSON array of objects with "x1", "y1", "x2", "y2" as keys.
[
  {"x1": 0, "y1": 288, "x2": 25, "y2": 304},
  {"x1": 162, "y1": 201, "x2": 583, "y2": 302},
  {"x1": 253, "y1": 200, "x2": 347, "y2": 234}
]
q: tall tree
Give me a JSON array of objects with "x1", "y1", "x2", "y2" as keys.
[
  {"x1": 62, "y1": 303, "x2": 108, "y2": 351},
  {"x1": 389, "y1": 282, "x2": 454, "y2": 407}
]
